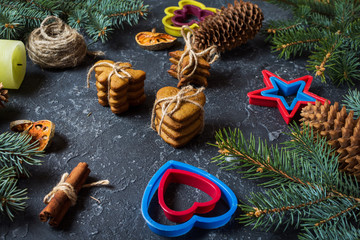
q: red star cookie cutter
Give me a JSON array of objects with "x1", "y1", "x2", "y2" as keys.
[{"x1": 247, "y1": 70, "x2": 330, "y2": 124}]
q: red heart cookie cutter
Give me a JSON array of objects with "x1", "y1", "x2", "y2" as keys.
[{"x1": 158, "y1": 168, "x2": 221, "y2": 223}]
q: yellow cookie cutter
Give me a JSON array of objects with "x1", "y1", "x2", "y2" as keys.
[{"x1": 162, "y1": 0, "x2": 218, "y2": 37}]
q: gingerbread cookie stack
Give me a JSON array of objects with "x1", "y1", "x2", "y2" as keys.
[
  {"x1": 90, "y1": 60, "x2": 146, "y2": 114},
  {"x1": 151, "y1": 86, "x2": 206, "y2": 148},
  {"x1": 168, "y1": 50, "x2": 211, "y2": 88}
]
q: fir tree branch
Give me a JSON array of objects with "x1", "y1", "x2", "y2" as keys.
[
  {"x1": 212, "y1": 125, "x2": 360, "y2": 237},
  {"x1": 0, "y1": 132, "x2": 43, "y2": 177},
  {"x1": 343, "y1": 19, "x2": 360, "y2": 51},
  {"x1": 271, "y1": 27, "x2": 324, "y2": 59},
  {"x1": 314, "y1": 43, "x2": 337, "y2": 78},
  {"x1": 0, "y1": 167, "x2": 27, "y2": 220},
  {"x1": 265, "y1": 0, "x2": 335, "y2": 17},
  {"x1": 0, "y1": 132, "x2": 43, "y2": 220},
  {"x1": 106, "y1": 5, "x2": 147, "y2": 18},
  {"x1": 277, "y1": 38, "x2": 320, "y2": 51},
  {"x1": 240, "y1": 184, "x2": 360, "y2": 232},
  {"x1": 0, "y1": 178, "x2": 27, "y2": 220},
  {"x1": 218, "y1": 145, "x2": 306, "y2": 185},
  {"x1": 85, "y1": 13, "x2": 113, "y2": 42},
  {"x1": 326, "y1": 51, "x2": 360, "y2": 85},
  {"x1": 301, "y1": 193, "x2": 360, "y2": 233},
  {"x1": 27, "y1": 0, "x2": 58, "y2": 15},
  {"x1": 0, "y1": 5, "x2": 25, "y2": 39},
  {"x1": 308, "y1": 12, "x2": 332, "y2": 29},
  {"x1": 342, "y1": 88, "x2": 360, "y2": 117},
  {"x1": 0, "y1": 0, "x2": 148, "y2": 42},
  {"x1": 19, "y1": 5, "x2": 50, "y2": 28},
  {"x1": 329, "y1": 187, "x2": 360, "y2": 205},
  {"x1": 245, "y1": 189, "x2": 331, "y2": 219},
  {"x1": 285, "y1": 124, "x2": 339, "y2": 186},
  {"x1": 265, "y1": 20, "x2": 304, "y2": 35},
  {"x1": 333, "y1": 0, "x2": 360, "y2": 32},
  {"x1": 213, "y1": 128, "x2": 309, "y2": 187},
  {"x1": 307, "y1": 34, "x2": 343, "y2": 82},
  {"x1": 67, "y1": 9, "x2": 88, "y2": 30},
  {"x1": 0, "y1": 166, "x2": 16, "y2": 180},
  {"x1": 266, "y1": 0, "x2": 360, "y2": 85},
  {"x1": 300, "y1": 222, "x2": 360, "y2": 240},
  {"x1": 267, "y1": 23, "x2": 301, "y2": 34},
  {"x1": 213, "y1": 125, "x2": 344, "y2": 188},
  {"x1": 238, "y1": 184, "x2": 330, "y2": 231},
  {"x1": 314, "y1": 203, "x2": 360, "y2": 227}
]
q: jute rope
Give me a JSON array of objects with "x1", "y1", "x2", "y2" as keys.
[
  {"x1": 86, "y1": 61, "x2": 132, "y2": 88},
  {"x1": 27, "y1": 16, "x2": 103, "y2": 69},
  {"x1": 43, "y1": 173, "x2": 110, "y2": 206},
  {"x1": 151, "y1": 86, "x2": 205, "y2": 135},
  {"x1": 177, "y1": 26, "x2": 219, "y2": 81},
  {"x1": 86, "y1": 61, "x2": 132, "y2": 101}
]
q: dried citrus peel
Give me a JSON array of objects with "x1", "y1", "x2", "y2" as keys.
[
  {"x1": 10, "y1": 120, "x2": 33, "y2": 132},
  {"x1": 135, "y1": 28, "x2": 177, "y2": 50},
  {"x1": 10, "y1": 119, "x2": 55, "y2": 151}
]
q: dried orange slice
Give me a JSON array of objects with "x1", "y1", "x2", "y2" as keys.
[
  {"x1": 10, "y1": 119, "x2": 55, "y2": 151},
  {"x1": 28, "y1": 120, "x2": 55, "y2": 151},
  {"x1": 135, "y1": 28, "x2": 177, "y2": 51}
]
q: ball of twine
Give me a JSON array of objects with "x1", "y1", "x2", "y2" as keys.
[{"x1": 26, "y1": 16, "x2": 88, "y2": 69}]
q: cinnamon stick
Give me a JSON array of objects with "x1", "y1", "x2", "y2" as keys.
[{"x1": 40, "y1": 162, "x2": 90, "y2": 226}]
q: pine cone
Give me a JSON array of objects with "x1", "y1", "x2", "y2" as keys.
[
  {"x1": 300, "y1": 101, "x2": 360, "y2": 180},
  {"x1": 194, "y1": 0, "x2": 264, "y2": 53},
  {"x1": 0, "y1": 83, "x2": 8, "y2": 109}
]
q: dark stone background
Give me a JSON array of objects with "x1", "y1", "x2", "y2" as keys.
[{"x1": 0, "y1": 0, "x2": 349, "y2": 239}]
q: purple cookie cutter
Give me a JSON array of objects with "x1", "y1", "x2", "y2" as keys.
[{"x1": 172, "y1": 5, "x2": 214, "y2": 27}]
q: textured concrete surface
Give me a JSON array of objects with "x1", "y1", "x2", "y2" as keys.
[{"x1": 0, "y1": 0, "x2": 348, "y2": 239}]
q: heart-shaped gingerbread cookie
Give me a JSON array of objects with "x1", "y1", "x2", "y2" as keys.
[
  {"x1": 152, "y1": 86, "x2": 205, "y2": 148},
  {"x1": 155, "y1": 86, "x2": 205, "y2": 122}
]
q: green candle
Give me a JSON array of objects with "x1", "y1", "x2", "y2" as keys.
[{"x1": 0, "y1": 39, "x2": 26, "y2": 89}]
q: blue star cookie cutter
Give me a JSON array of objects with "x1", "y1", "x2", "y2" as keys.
[
  {"x1": 261, "y1": 76, "x2": 316, "y2": 111},
  {"x1": 141, "y1": 160, "x2": 237, "y2": 237}
]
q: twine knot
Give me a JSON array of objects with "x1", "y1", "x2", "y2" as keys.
[
  {"x1": 86, "y1": 61, "x2": 132, "y2": 88},
  {"x1": 177, "y1": 26, "x2": 219, "y2": 81},
  {"x1": 43, "y1": 173, "x2": 110, "y2": 206},
  {"x1": 27, "y1": 16, "x2": 103, "y2": 69},
  {"x1": 151, "y1": 86, "x2": 205, "y2": 135}
]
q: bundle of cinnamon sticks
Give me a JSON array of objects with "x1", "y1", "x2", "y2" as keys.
[{"x1": 40, "y1": 162, "x2": 90, "y2": 227}]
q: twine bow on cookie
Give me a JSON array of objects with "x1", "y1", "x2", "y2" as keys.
[
  {"x1": 43, "y1": 173, "x2": 110, "y2": 206},
  {"x1": 87, "y1": 61, "x2": 133, "y2": 88},
  {"x1": 151, "y1": 86, "x2": 205, "y2": 135},
  {"x1": 87, "y1": 61, "x2": 133, "y2": 102},
  {"x1": 177, "y1": 26, "x2": 219, "y2": 81}
]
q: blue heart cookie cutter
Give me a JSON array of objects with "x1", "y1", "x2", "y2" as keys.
[
  {"x1": 141, "y1": 160, "x2": 237, "y2": 237},
  {"x1": 261, "y1": 76, "x2": 316, "y2": 111}
]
